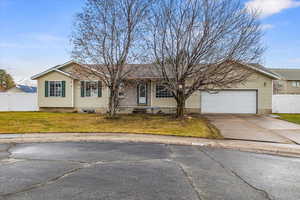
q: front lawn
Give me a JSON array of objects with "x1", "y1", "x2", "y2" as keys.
[
  {"x1": 276, "y1": 114, "x2": 300, "y2": 125},
  {"x1": 0, "y1": 112, "x2": 221, "y2": 139}
]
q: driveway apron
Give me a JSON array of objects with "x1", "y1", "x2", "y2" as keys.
[{"x1": 205, "y1": 114, "x2": 297, "y2": 144}]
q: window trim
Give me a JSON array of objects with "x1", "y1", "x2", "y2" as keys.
[
  {"x1": 48, "y1": 81, "x2": 63, "y2": 97},
  {"x1": 292, "y1": 81, "x2": 300, "y2": 88},
  {"x1": 81, "y1": 80, "x2": 101, "y2": 98},
  {"x1": 155, "y1": 84, "x2": 174, "y2": 98}
]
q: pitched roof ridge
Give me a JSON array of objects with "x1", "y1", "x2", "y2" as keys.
[{"x1": 31, "y1": 60, "x2": 280, "y2": 80}]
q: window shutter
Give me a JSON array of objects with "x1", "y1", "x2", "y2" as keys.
[
  {"x1": 62, "y1": 81, "x2": 66, "y2": 97},
  {"x1": 98, "y1": 81, "x2": 102, "y2": 97},
  {"x1": 81, "y1": 81, "x2": 85, "y2": 97},
  {"x1": 45, "y1": 81, "x2": 49, "y2": 97}
]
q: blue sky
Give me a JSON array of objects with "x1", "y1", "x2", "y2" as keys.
[{"x1": 0, "y1": 0, "x2": 300, "y2": 83}]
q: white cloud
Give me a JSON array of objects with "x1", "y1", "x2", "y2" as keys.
[
  {"x1": 288, "y1": 58, "x2": 300, "y2": 64},
  {"x1": 0, "y1": 33, "x2": 69, "y2": 81},
  {"x1": 0, "y1": 42, "x2": 40, "y2": 49},
  {"x1": 18, "y1": 33, "x2": 67, "y2": 44},
  {"x1": 0, "y1": 59, "x2": 45, "y2": 81},
  {"x1": 0, "y1": 42, "x2": 22, "y2": 48},
  {"x1": 246, "y1": 0, "x2": 300, "y2": 18},
  {"x1": 0, "y1": 54, "x2": 70, "y2": 81},
  {"x1": 0, "y1": 33, "x2": 67, "y2": 49},
  {"x1": 31, "y1": 34, "x2": 66, "y2": 43},
  {"x1": 260, "y1": 24, "x2": 275, "y2": 30}
]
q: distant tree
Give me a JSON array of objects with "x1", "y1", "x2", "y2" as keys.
[
  {"x1": 148, "y1": 0, "x2": 264, "y2": 118},
  {"x1": 71, "y1": 0, "x2": 153, "y2": 118},
  {"x1": 0, "y1": 69, "x2": 15, "y2": 91}
]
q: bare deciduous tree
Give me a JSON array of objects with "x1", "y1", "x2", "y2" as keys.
[
  {"x1": 148, "y1": 0, "x2": 264, "y2": 118},
  {"x1": 71, "y1": 0, "x2": 151, "y2": 118}
]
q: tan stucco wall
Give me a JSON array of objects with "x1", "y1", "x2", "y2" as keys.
[
  {"x1": 60, "y1": 63, "x2": 79, "y2": 73},
  {"x1": 35, "y1": 62, "x2": 273, "y2": 114},
  {"x1": 119, "y1": 81, "x2": 151, "y2": 107},
  {"x1": 150, "y1": 81, "x2": 176, "y2": 108},
  {"x1": 37, "y1": 71, "x2": 73, "y2": 108},
  {"x1": 119, "y1": 84, "x2": 137, "y2": 107},
  {"x1": 73, "y1": 80, "x2": 108, "y2": 112},
  {"x1": 151, "y1": 72, "x2": 273, "y2": 114},
  {"x1": 228, "y1": 73, "x2": 273, "y2": 113},
  {"x1": 62, "y1": 63, "x2": 109, "y2": 112},
  {"x1": 186, "y1": 91, "x2": 201, "y2": 109},
  {"x1": 150, "y1": 81, "x2": 200, "y2": 109},
  {"x1": 274, "y1": 80, "x2": 300, "y2": 94}
]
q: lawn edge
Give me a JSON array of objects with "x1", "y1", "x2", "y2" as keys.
[{"x1": 0, "y1": 131, "x2": 222, "y2": 139}]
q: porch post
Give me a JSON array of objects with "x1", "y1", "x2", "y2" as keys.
[{"x1": 150, "y1": 80, "x2": 153, "y2": 107}]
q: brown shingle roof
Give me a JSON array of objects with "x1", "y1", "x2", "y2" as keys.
[
  {"x1": 32, "y1": 60, "x2": 280, "y2": 80},
  {"x1": 269, "y1": 68, "x2": 300, "y2": 80},
  {"x1": 86, "y1": 63, "x2": 279, "y2": 79},
  {"x1": 85, "y1": 64, "x2": 161, "y2": 79},
  {"x1": 248, "y1": 64, "x2": 279, "y2": 78}
]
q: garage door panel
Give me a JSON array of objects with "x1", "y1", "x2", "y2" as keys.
[{"x1": 201, "y1": 91, "x2": 257, "y2": 114}]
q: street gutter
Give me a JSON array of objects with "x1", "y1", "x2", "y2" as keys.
[{"x1": 0, "y1": 132, "x2": 300, "y2": 158}]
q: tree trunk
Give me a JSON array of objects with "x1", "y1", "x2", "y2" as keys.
[
  {"x1": 108, "y1": 88, "x2": 118, "y2": 118},
  {"x1": 176, "y1": 90, "x2": 186, "y2": 118}
]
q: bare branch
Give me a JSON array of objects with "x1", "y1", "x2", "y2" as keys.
[
  {"x1": 71, "y1": 0, "x2": 152, "y2": 117},
  {"x1": 147, "y1": 0, "x2": 264, "y2": 117}
]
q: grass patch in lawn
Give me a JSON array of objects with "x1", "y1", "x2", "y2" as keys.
[
  {"x1": 0, "y1": 112, "x2": 222, "y2": 139},
  {"x1": 276, "y1": 114, "x2": 300, "y2": 125}
]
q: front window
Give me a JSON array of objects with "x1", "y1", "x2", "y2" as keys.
[
  {"x1": 292, "y1": 81, "x2": 300, "y2": 87},
  {"x1": 85, "y1": 81, "x2": 98, "y2": 97},
  {"x1": 49, "y1": 81, "x2": 62, "y2": 97},
  {"x1": 156, "y1": 84, "x2": 173, "y2": 98}
]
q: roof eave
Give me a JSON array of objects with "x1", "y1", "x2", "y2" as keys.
[
  {"x1": 31, "y1": 60, "x2": 80, "y2": 80},
  {"x1": 243, "y1": 63, "x2": 281, "y2": 80}
]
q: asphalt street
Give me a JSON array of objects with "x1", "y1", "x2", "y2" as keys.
[{"x1": 0, "y1": 142, "x2": 299, "y2": 200}]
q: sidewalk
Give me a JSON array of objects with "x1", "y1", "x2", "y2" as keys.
[{"x1": 1, "y1": 132, "x2": 300, "y2": 157}]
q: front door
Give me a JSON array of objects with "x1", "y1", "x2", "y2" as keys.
[{"x1": 137, "y1": 83, "x2": 147, "y2": 105}]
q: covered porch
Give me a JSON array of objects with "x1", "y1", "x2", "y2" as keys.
[{"x1": 118, "y1": 80, "x2": 178, "y2": 114}]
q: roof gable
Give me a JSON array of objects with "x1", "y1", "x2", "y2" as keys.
[{"x1": 31, "y1": 60, "x2": 80, "y2": 80}]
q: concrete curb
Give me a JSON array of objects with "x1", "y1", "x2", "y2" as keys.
[{"x1": 1, "y1": 132, "x2": 300, "y2": 157}]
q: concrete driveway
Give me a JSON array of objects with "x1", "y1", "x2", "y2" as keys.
[
  {"x1": 1, "y1": 142, "x2": 300, "y2": 200},
  {"x1": 205, "y1": 114, "x2": 300, "y2": 144}
]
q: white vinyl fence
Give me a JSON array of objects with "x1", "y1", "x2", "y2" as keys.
[
  {"x1": 0, "y1": 93, "x2": 38, "y2": 111},
  {"x1": 273, "y1": 95, "x2": 300, "y2": 113}
]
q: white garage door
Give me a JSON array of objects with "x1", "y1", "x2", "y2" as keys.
[{"x1": 201, "y1": 90, "x2": 257, "y2": 114}]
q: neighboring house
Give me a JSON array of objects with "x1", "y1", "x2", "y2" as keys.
[
  {"x1": 31, "y1": 61, "x2": 279, "y2": 114},
  {"x1": 269, "y1": 69, "x2": 300, "y2": 94},
  {"x1": 6, "y1": 85, "x2": 37, "y2": 93}
]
